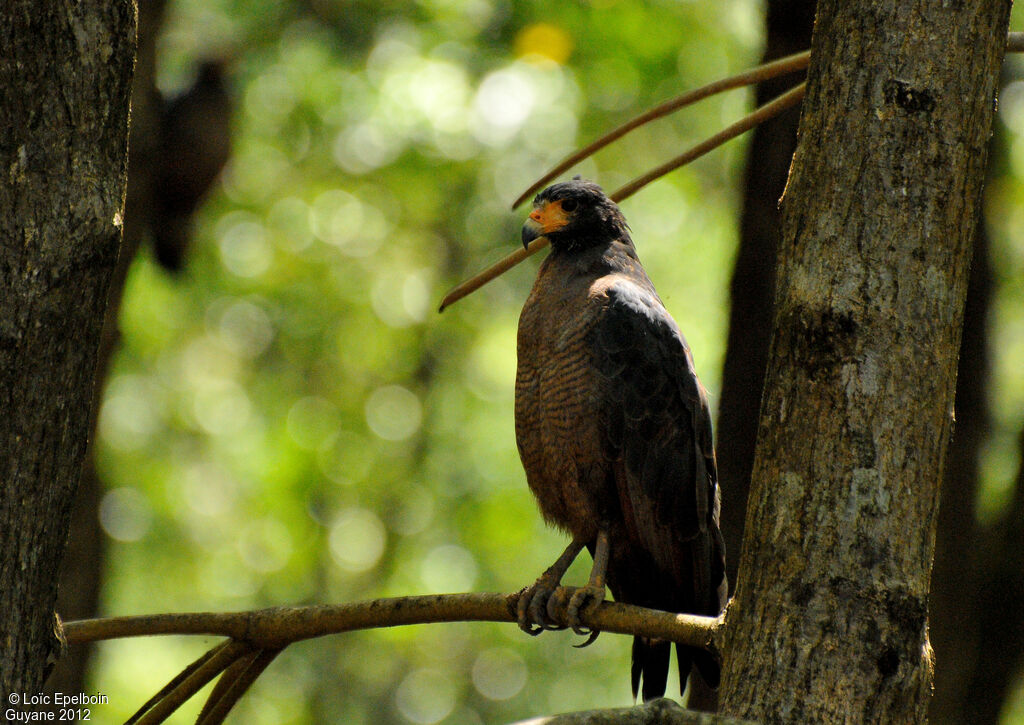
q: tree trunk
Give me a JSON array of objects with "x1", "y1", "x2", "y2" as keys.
[
  {"x1": 46, "y1": 0, "x2": 167, "y2": 698},
  {"x1": 717, "y1": 1, "x2": 1011, "y2": 722},
  {"x1": 0, "y1": 0, "x2": 136, "y2": 699}
]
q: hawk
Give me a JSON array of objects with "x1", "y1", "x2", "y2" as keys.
[{"x1": 514, "y1": 178, "x2": 727, "y2": 700}]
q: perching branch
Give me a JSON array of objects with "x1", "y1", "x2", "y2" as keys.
[
  {"x1": 62, "y1": 589, "x2": 721, "y2": 724},
  {"x1": 63, "y1": 590, "x2": 719, "y2": 649}
]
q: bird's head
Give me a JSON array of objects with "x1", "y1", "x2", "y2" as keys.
[{"x1": 521, "y1": 178, "x2": 630, "y2": 253}]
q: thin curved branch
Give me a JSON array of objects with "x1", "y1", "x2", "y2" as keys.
[
  {"x1": 123, "y1": 641, "x2": 234, "y2": 724},
  {"x1": 514, "y1": 28, "x2": 1024, "y2": 209},
  {"x1": 127, "y1": 641, "x2": 252, "y2": 725},
  {"x1": 439, "y1": 31, "x2": 1024, "y2": 314},
  {"x1": 195, "y1": 648, "x2": 281, "y2": 725},
  {"x1": 610, "y1": 82, "x2": 805, "y2": 201},
  {"x1": 437, "y1": 237, "x2": 549, "y2": 312},
  {"x1": 510, "y1": 49, "x2": 811, "y2": 209},
  {"x1": 438, "y1": 82, "x2": 805, "y2": 312}
]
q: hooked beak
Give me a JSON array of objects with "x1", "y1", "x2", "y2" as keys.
[{"x1": 521, "y1": 217, "x2": 542, "y2": 248}]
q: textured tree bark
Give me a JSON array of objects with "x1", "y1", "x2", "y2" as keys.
[
  {"x1": 46, "y1": 0, "x2": 166, "y2": 699},
  {"x1": 0, "y1": 0, "x2": 136, "y2": 699},
  {"x1": 717, "y1": 0, "x2": 1011, "y2": 722}
]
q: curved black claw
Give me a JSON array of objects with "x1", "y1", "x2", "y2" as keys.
[
  {"x1": 517, "y1": 583, "x2": 566, "y2": 635},
  {"x1": 566, "y1": 585, "x2": 605, "y2": 638},
  {"x1": 573, "y1": 630, "x2": 601, "y2": 648},
  {"x1": 530, "y1": 588, "x2": 565, "y2": 632}
]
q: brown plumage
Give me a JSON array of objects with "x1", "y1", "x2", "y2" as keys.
[{"x1": 514, "y1": 178, "x2": 726, "y2": 701}]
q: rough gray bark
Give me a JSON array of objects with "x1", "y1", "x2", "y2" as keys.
[
  {"x1": 717, "y1": 1, "x2": 1011, "y2": 722},
  {"x1": 0, "y1": 0, "x2": 136, "y2": 698},
  {"x1": 46, "y1": 0, "x2": 166, "y2": 698},
  {"x1": 696, "y1": 2, "x2": 809, "y2": 714}
]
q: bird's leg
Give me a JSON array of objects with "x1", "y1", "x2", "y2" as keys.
[
  {"x1": 566, "y1": 529, "x2": 609, "y2": 645},
  {"x1": 517, "y1": 536, "x2": 586, "y2": 635}
]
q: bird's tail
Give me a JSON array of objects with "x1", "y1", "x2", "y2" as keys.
[
  {"x1": 632, "y1": 639, "x2": 721, "y2": 702},
  {"x1": 679, "y1": 642, "x2": 720, "y2": 692},
  {"x1": 631, "y1": 636, "x2": 670, "y2": 701}
]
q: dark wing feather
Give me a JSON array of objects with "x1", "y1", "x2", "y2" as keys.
[
  {"x1": 589, "y1": 279, "x2": 726, "y2": 693},
  {"x1": 590, "y1": 280, "x2": 723, "y2": 597}
]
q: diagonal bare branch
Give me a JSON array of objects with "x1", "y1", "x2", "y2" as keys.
[
  {"x1": 122, "y1": 641, "x2": 234, "y2": 725},
  {"x1": 438, "y1": 82, "x2": 806, "y2": 312},
  {"x1": 195, "y1": 648, "x2": 281, "y2": 725},
  {"x1": 437, "y1": 237, "x2": 549, "y2": 312},
  {"x1": 127, "y1": 641, "x2": 251, "y2": 725},
  {"x1": 440, "y1": 32, "x2": 1024, "y2": 313},
  {"x1": 610, "y1": 82, "x2": 806, "y2": 201},
  {"x1": 511, "y1": 50, "x2": 810, "y2": 208}
]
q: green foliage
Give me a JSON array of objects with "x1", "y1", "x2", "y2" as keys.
[{"x1": 88, "y1": 1, "x2": 1024, "y2": 723}]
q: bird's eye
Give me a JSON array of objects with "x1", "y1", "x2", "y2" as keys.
[{"x1": 561, "y1": 198, "x2": 578, "y2": 213}]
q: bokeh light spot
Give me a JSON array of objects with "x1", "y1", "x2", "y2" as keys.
[
  {"x1": 365, "y1": 385, "x2": 422, "y2": 441},
  {"x1": 237, "y1": 516, "x2": 294, "y2": 573},
  {"x1": 329, "y1": 507, "x2": 387, "y2": 573},
  {"x1": 389, "y1": 485, "x2": 436, "y2": 536},
  {"x1": 287, "y1": 396, "x2": 340, "y2": 450},
  {"x1": 218, "y1": 216, "x2": 273, "y2": 278},
  {"x1": 472, "y1": 68, "x2": 536, "y2": 146},
  {"x1": 99, "y1": 487, "x2": 153, "y2": 542},
  {"x1": 99, "y1": 375, "x2": 161, "y2": 452},
  {"x1": 394, "y1": 668, "x2": 456, "y2": 724},
  {"x1": 267, "y1": 196, "x2": 314, "y2": 253},
  {"x1": 420, "y1": 543, "x2": 478, "y2": 592},
  {"x1": 471, "y1": 648, "x2": 527, "y2": 700},
  {"x1": 317, "y1": 429, "x2": 376, "y2": 487},
  {"x1": 192, "y1": 380, "x2": 252, "y2": 436},
  {"x1": 371, "y1": 270, "x2": 431, "y2": 327},
  {"x1": 514, "y1": 23, "x2": 573, "y2": 65},
  {"x1": 215, "y1": 298, "x2": 275, "y2": 359}
]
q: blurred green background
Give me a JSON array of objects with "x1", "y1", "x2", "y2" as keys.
[{"x1": 79, "y1": 1, "x2": 1024, "y2": 722}]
